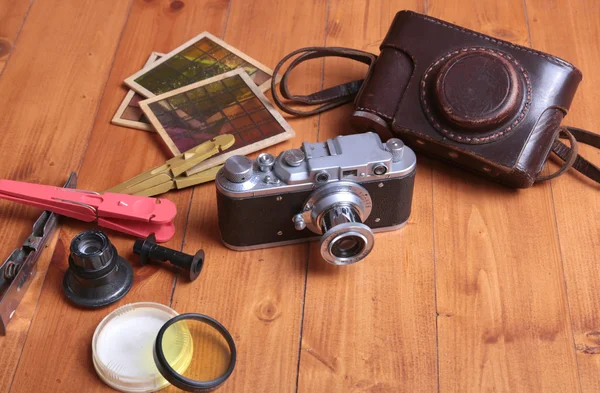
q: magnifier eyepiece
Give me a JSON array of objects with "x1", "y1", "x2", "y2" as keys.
[
  {"x1": 70, "y1": 230, "x2": 114, "y2": 270},
  {"x1": 76, "y1": 232, "x2": 106, "y2": 255}
]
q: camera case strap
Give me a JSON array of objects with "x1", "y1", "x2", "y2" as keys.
[{"x1": 271, "y1": 32, "x2": 600, "y2": 187}]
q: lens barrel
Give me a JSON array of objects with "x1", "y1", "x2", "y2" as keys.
[
  {"x1": 319, "y1": 205, "x2": 374, "y2": 265},
  {"x1": 296, "y1": 182, "x2": 375, "y2": 265}
]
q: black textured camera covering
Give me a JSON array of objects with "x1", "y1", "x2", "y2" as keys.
[{"x1": 216, "y1": 169, "x2": 416, "y2": 248}]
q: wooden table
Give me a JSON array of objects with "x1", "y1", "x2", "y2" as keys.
[{"x1": 0, "y1": 0, "x2": 598, "y2": 392}]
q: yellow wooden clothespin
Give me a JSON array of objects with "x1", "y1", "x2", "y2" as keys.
[{"x1": 106, "y1": 134, "x2": 235, "y2": 196}]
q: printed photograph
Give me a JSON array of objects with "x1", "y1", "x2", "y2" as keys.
[
  {"x1": 112, "y1": 52, "x2": 164, "y2": 131},
  {"x1": 139, "y1": 69, "x2": 294, "y2": 175},
  {"x1": 125, "y1": 32, "x2": 274, "y2": 97}
]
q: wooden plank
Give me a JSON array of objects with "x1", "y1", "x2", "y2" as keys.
[
  {"x1": 525, "y1": 0, "x2": 600, "y2": 391},
  {"x1": 1, "y1": 2, "x2": 594, "y2": 392},
  {"x1": 297, "y1": 1, "x2": 438, "y2": 392},
  {"x1": 0, "y1": 0, "x2": 32, "y2": 74},
  {"x1": 6, "y1": 0, "x2": 231, "y2": 392},
  {"x1": 428, "y1": 0, "x2": 581, "y2": 391},
  {"x1": 0, "y1": 0, "x2": 133, "y2": 391},
  {"x1": 168, "y1": 0, "x2": 328, "y2": 392}
]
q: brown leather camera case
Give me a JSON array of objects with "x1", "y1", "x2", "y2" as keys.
[{"x1": 352, "y1": 11, "x2": 582, "y2": 187}]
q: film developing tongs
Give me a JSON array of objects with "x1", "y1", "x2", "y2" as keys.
[
  {"x1": 0, "y1": 177, "x2": 177, "y2": 242},
  {"x1": 0, "y1": 173, "x2": 77, "y2": 334},
  {"x1": 106, "y1": 134, "x2": 235, "y2": 196}
]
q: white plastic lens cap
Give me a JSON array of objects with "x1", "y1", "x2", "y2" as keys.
[{"x1": 92, "y1": 302, "x2": 192, "y2": 393}]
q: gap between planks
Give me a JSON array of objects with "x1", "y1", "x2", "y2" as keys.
[
  {"x1": 293, "y1": 2, "x2": 331, "y2": 391},
  {"x1": 523, "y1": 0, "x2": 583, "y2": 390},
  {"x1": 0, "y1": 0, "x2": 34, "y2": 79},
  {"x1": 167, "y1": 0, "x2": 234, "y2": 308}
]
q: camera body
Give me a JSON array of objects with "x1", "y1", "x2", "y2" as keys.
[
  {"x1": 351, "y1": 11, "x2": 582, "y2": 187},
  {"x1": 215, "y1": 133, "x2": 416, "y2": 265}
]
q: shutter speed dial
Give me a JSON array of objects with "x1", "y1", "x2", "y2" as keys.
[{"x1": 223, "y1": 156, "x2": 254, "y2": 183}]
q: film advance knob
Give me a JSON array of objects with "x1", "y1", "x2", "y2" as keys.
[
  {"x1": 386, "y1": 138, "x2": 405, "y2": 162},
  {"x1": 223, "y1": 156, "x2": 254, "y2": 183}
]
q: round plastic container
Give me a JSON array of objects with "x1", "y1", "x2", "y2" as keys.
[{"x1": 92, "y1": 302, "x2": 192, "y2": 393}]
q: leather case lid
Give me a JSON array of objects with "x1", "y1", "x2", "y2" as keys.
[{"x1": 383, "y1": 10, "x2": 582, "y2": 168}]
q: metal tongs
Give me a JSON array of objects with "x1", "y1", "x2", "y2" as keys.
[
  {"x1": 0, "y1": 173, "x2": 76, "y2": 334},
  {"x1": 0, "y1": 175, "x2": 177, "y2": 242}
]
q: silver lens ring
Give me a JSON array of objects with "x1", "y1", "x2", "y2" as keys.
[
  {"x1": 320, "y1": 223, "x2": 375, "y2": 265},
  {"x1": 301, "y1": 181, "x2": 372, "y2": 235}
]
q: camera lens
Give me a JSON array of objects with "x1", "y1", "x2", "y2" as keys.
[
  {"x1": 319, "y1": 204, "x2": 374, "y2": 265},
  {"x1": 297, "y1": 182, "x2": 375, "y2": 265},
  {"x1": 330, "y1": 234, "x2": 367, "y2": 259}
]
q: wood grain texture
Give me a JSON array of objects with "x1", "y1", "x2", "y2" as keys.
[
  {"x1": 6, "y1": 1, "x2": 230, "y2": 393},
  {"x1": 0, "y1": 1, "x2": 598, "y2": 392},
  {"x1": 525, "y1": 0, "x2": 600, "y2": 391},
  {"x1": 297, "y1": 1, "x2": 438, "y2": 393},
  {"x1": 0, "y1": 0, "x2": 31, "y2": 74},
  {"x1": 167, "y1": 0, "x2": 328, "y2": 391},
  {"x1": 0, "y1": 0, "x2": 133, "y2": 391},
  {"x1": 428, "y1": 0, "x2": 580, "y2": 392}
]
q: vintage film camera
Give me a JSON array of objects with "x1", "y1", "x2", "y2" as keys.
[{"x1": 215, "y1": 133, "x2": 416, "y2": 265}]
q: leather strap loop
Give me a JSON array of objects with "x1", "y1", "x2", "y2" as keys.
[
  {"x1": 551, "y1": 126, "x2": 600, "y2": 183},
  {"x1": 271, "y1": 47, "x2": 377, "y2": 116},
  {"x1": 538, "y1": 126, "x2": 600, "y2": 184},
  {"x1": 537, "y1": 127, "x2": 578, "y2": 181},
  {"x1": 563, "y1": 126, "x2": 600, "y2": 149}
]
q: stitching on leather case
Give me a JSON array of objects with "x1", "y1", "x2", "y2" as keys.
[
  {"x1": 420, "y1": 47, "x2": 532, "y2": 144},
  {"x1": 409, "y1": 11, "x2": 581, "y2": 75}
]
